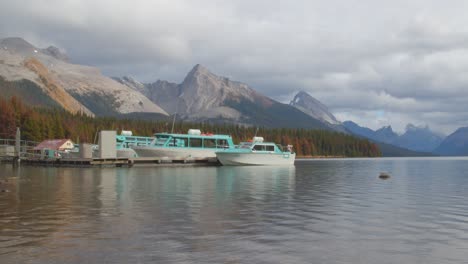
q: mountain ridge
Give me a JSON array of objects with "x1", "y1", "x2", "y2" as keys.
[{"x1": 116, "y1": 64, "x2": 336, "y2": 130}]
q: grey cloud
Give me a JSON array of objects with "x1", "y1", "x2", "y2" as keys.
[{"x1": 1, "y1": 0, "x2": 468, "y2": 134}]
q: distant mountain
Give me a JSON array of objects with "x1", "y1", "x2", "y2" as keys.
[
  {"x1": 289, "y1": 91, "x2": 339, "y2": 125},
  {"x1": 344, "y1": 121, "x2": 398, "y2": 144},
  {"x1": 0, "y1": 37, "x2": 168, "y2": 117},
  {"x1": 398, "y1": 124, "x2": 445, "y2": 152},
  {"x1": 113, "y1": 76, "x2": 179, "y2": 114},
  {"x1": 434, "y1": 127, "x2": 468, "y2": 156},
  {"x1": 144, "y1": 80, "x2": 180, "y2": 114},
  {"x1": 343, "y1": 121, "x2": 375, "y2": 139},
  {"x1": 118, "y1": 64, "x2": 334, "y2": 130},
  {"x1": 289, "y1": 91, "x2": 347, "y2": 132},
  {"x1": 374, "y1": 125, "x2": 399, "y2": 144},
  {"x1": 344, "y1": 121, "x2": 444, "y2": 154}
]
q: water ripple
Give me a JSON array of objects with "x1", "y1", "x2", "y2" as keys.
[{"x1": 1, "y1": 159, "x2": 468, "y2": 263}]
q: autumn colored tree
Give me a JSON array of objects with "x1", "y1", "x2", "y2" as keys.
[{"x1": 0, "y1": 98, "x2": 16, "y2": 138}]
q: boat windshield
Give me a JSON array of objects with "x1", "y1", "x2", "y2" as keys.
[{"x1": 252, "y1": 144, "x2": 275, "y2": 151}]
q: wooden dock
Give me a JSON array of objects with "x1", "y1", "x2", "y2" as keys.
[{"x1": 16, "y1": 157, "x2": 220, "y2": 167}]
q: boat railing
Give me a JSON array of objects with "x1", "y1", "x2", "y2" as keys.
[
  {"x1": 117, "y1": 135, "x2": 155, "y2": 148},
  {"x1": 276, "y1": 144, "x2": 294, "y2": 154}
]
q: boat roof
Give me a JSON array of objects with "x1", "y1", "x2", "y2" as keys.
[
  {"x1": 116, "y1": 135, "x2": 154, "y2": 141},
  {"x1": 218, "y1": 141, "x2": 285, "y2": 154},
  {"x1": 240, "y1": 141, "x2": 278, "y2": 145},
  {"x1": 155, "y1": 132, "x2": 232, "y2": 139}
]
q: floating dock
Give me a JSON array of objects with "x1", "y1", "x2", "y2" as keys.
[{"x1": 16, "y1": 157, "x2": 220, "y2": 167}]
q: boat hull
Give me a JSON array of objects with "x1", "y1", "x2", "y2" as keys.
[
  {"x1": 216, "y1": 152, "x2": 296, "y2": 166},
  {"x1": 132, "y1": 146, "x2": 219, "y2": 159},
  {"x1": 117, "y1": 148, "x2": 138, "y2": 158}
]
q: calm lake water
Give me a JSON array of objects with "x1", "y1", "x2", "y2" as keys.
[{"x1": 1, "y1": 158, "x2": 468, "y2": 264}]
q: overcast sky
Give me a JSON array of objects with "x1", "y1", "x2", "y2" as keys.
[{"x1": 1, "y1": 0, "x2": 468, "y2": 134}]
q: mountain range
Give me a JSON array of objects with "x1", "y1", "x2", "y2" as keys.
[
  {"x1": 343, "y1": 121, "x2": 445, "y2": 153},
  {"x1": 1, "y1": 37, "x2": 468, "y2": 156},
  {"x1": 0, "y1": 37, "x2": 343, "y2": 131},
  {"x1": 114, "y1": 64, "x2": 339, "y2": 130}
]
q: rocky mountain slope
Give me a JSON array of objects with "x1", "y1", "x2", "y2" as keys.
[
  {"x1": 116, "y1": 64, "x2": 333, "y2": 129},
  {"x1": 0, "y1": 38, "x2": 91, "y2": 115},
  {"x1": 434, "y1": 127, "x2": 468, "y2": 156},
  {"x1": 0, "y1": 37, "x2": 168, "y2": 116}
]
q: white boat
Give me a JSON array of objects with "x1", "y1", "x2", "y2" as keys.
[
  {"x1": 132, "y1": 129, "x2": 235, "y2": 159},
  {"x1": 216, "y1": 137, "x2": 295, "y2": 166}
]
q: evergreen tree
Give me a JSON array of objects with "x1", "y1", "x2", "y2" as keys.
[{"x1": 0, "y1": 97, "x2": 381, "y2": 157}]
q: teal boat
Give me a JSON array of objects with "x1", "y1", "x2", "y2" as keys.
[{"x1": 132, "y1": 129, "x2": 235, "y2": 159}]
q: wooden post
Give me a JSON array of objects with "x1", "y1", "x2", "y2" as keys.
[{"x1": 14, "y1": 127, "x2": 20, "y2": 159}]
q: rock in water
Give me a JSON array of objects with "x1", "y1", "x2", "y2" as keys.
[{"x1": 379, "y1": 172, "x2": 391, "y2": 180}]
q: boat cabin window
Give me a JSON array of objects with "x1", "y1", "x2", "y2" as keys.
[
  {"x1": 189, "y1": 138, "x2": 202, "y2": 148},
  {"x1": 253, "y1": 144, "x2": 265, "y2": 151},
  {"x1": 204, "y1": 138, "x2": 216, "y2": 148},
  {"x1": 217, "y1": 139, "x2": 229, "y2": 148},
  {"x1": 168, "y1": 137, "x2": 186, "y2": 147},
  {"x1": 266, "y1": 145, "x2": 275, "y2": 151}
]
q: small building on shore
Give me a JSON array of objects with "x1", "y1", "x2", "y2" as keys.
[{"x1": 34, "y1": 139, "x2": 75, "y2": 152}]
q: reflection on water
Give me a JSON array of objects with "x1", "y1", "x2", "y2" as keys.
[{"x1": 1, "y1": 158, "x2": 468, "y2": 263}]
